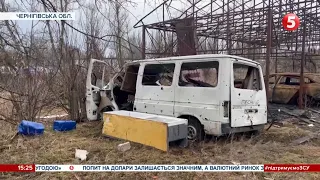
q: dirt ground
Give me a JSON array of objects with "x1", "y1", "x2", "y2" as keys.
[{"x1": 0, "y1": 117, "x2": 320, "y2": 180}]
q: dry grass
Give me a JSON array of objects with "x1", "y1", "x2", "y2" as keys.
[
  {"x1": 0, "y1": 120, "x2": 320, "y2": 180},
  {"x1": 0, "y1": 92, "x2": 67, "y2": 124}
]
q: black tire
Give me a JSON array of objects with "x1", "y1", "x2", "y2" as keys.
[
  {"x1": 250, "y1": 129, "x2": 262, "y2": 136},
  {"x1": 187, "y1": 117, "x2": 204, "y2": 142}
]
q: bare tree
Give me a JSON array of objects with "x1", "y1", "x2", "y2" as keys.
[
  {"x1": 0, "y1": 0, "x2": 59, "y2": 123},
  {"x1": 0, "y1": 0, "x2": 143, "y2": 124},
  {"x1": 108, "y1": 0, "x2": 129, "y2": 67}
]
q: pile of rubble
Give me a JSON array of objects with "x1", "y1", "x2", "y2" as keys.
[
  {"x1": 269, "y1": 104, "x2": 320, "y2": 127},
  {"x1": 268, "y1": 104, "x2": 320, "y2": 145}
]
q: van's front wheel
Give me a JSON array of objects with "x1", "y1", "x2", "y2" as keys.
[{"x1": 187, "y1": 117, "x2": 204, "y2": 142}]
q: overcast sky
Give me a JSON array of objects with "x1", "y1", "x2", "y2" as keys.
[{"x1": 14, "y1": 0, "x2": 184, "y2": 32}]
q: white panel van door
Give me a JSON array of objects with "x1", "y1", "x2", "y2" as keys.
[
  {"x1": 134, "y1": 62, "x2": 176, "y2": 116},
  {"x1": 86, "y1": 59, "x2": 111, "y2": 121},
  {"x1": 230, "y1": 60, "x2": 267, "y2": 127}
]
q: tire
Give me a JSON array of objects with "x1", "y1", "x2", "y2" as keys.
[
  {"x1": 250, "y1": 129, "x2": 262, "y2": 136},
  {"x1": 187, "y1": 117, "x2": 204, "y2": 142}
]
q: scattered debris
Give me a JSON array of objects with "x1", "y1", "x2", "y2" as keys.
[
  {"x1": 291, "y1": 135, "x2": 316, "y2": 145},
  {"x1": 16, "y1": 138, "x2": 26, "y2": 149},
  {"x1": 273, "y1": 119, "x2": 292, "y2": 127},
  {"x1": 117, "y1": 142, "x2": 131, "y2": 152},
  {"x1": 73, "y1": 173, "x2": 82, "y2": 180},
  {"x1": 10, "y1": 133, "x2": 18, "y2": 142},
  {"x1": 36, "y1": 114, "x2": 68, "y2": 119},
  {"x1": 0, "y1": 145, "x2": 11, "y2": 152},
  {"x1": 301, "y1": 110, "x2": 313, "y2": 119},
  {"x1": 200, "y1": 148, "x2": 208, "y2": 156},
  {"x1": 264, "y1": 177, "x2": 274, "y2": 180},
  {"x1": 75, "y1": 149, "x2": 88, "y2": 161},
  {"x1": 280, "y1": 109, "x2": 313, "y2": 124},
  {"x1": 53, "y1": 120, "x2": 76, "y2": 132},
  {"x1": 308, "y1": 119, "x2": 320, "y2": 124},
  {"x1": 207, "y1": 159, "x2": 215, "y2": 165},
  {"x1": 273, "y1": 125, "x2": 281, "y2": 128},
  {"x1": 231, "y1": 161, "x2": 240, "y2": 165},
  {"x1": 308, "y1": 124, "x2": 314, "y2": 127},
  {"x1": 18, "y1": 120, "x2": 45, "y2": 135},
  {"x1": 308, "y1": 108, "x2": 320, "y2": 115}
]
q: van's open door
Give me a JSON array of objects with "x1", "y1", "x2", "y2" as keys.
[
  {"x1": 230, "y1": 60, "x2": 267, "y2": 127},
  {"x1": 86, "y1": 59, "x2": 114, "y2": 121}
]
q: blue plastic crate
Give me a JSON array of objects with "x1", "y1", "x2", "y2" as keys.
[
  {"x1": 53, "y1": 120, "x2": 76, "y2": 131},
  {"x1": 18, "y1": 120, "x2": 45, "y2": 135}
]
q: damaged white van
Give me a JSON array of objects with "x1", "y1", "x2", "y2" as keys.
[{"x1": 86, "y1": 54, "x2": 267, "y2": 141}]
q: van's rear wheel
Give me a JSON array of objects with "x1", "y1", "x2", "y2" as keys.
[{"x1": 187, "y1": 117, "x2": 204, "y2": 142}]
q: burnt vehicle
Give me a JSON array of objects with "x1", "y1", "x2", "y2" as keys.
[{"x1": 267, "y1": 73, "x2": 320, "y2": 106}]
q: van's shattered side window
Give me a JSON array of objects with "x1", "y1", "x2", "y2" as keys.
[
  {"x1": 233, "y1": 63, "x2": 262, "y2": 90},
  {"x1": 179, "y1": 61, "x2": 219, "y2": 87},
  {"x1": 142, "y1": 63, "x2": 175, "y2": 86}
]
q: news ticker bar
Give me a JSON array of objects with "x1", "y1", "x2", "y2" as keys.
[
  {"x1": 1, "y1": 164, "x2": 320, "y2": 172},
  {"x1": 0, "y1": 12, "x2": 75, "y2": 20}
]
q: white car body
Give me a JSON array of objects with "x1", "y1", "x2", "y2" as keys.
[{"x1": 86, "y1": 54, "x2": 267, "y2": 139}]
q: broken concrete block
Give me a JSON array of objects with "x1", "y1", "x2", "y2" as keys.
[
  {"x1": 117, "y1": 142, "x2": 131, "y2": 152},
  {"x1": 75, "y1": 149, "x2": 88, "y2": 161}
]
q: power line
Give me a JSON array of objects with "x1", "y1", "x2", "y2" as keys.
[{"x1": 40, "y1": 0, "x2": 143, "y2": 53}]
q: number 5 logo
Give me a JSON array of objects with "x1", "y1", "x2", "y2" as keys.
[{"x1": 282, "y1": 13, "x2": 300, "y2": 31}]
